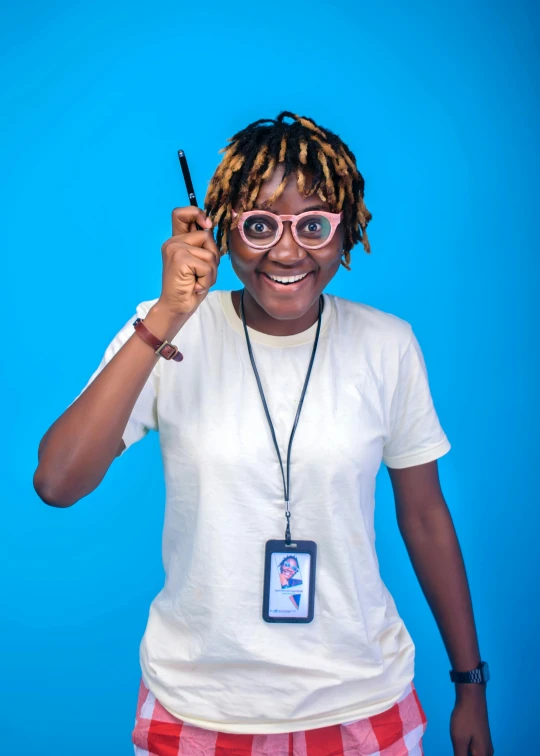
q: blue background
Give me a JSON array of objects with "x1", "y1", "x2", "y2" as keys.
[{"x1": 2, "y1": 0, "x2": 538, "y2": 753}]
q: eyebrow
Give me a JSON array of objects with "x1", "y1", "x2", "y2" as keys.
[{"x1": 252, "y1": 204, "x2": 328, "y2": 213}]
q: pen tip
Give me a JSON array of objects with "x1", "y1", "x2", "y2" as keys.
[{"x1": 178, "y1": 150, "x2": 184, "y2": 157}]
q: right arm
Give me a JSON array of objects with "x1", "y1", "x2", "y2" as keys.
[
  {"x1": 33, "y1": 206, "x2": 219, "y2": 507},
  {"x1": 34, "y1": 303, "x2": 189, "y2": 507}
]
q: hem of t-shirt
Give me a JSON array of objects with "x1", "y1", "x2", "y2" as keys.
[
  {"x1": 138, "y1": 668, "x2": 415, "y2": 734},
  {"x1": 219, "y1": 289, "x2": 334, "y2": 347},
  {"x1": 383, "y1": 437, "x2": 451, "y2": 469}
]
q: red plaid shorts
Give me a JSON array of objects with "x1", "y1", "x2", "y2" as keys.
[{"x1": 132, "y1": 677, "x2": 427, "y2": 755}]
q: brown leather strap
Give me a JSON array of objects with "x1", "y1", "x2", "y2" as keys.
[{"x1": 133, "y1": 318, "x2": 183, "y2": 362}]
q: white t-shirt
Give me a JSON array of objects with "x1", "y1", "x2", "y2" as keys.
[{"x1": 74, "y1": 289, "x2": 451, "y2": 734}]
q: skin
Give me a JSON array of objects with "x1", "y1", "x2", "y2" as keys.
[{"x1": 228, "y1": 164, "x2": 345, "y2": 336}]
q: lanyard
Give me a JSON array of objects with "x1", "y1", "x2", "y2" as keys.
[{"x1": 239, "y1": 288, "x2": 323, "y2": 545}]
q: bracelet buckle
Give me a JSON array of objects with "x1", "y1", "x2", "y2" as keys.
[{"x1": 155, "y1": 341, "x2": 179, "y2": 360}]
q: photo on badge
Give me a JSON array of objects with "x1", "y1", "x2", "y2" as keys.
[{"x1": 262, "y1": 539, "x2": 317, "y2": 623}]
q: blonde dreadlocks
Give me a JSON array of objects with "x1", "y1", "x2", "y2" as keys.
[{"x1": 204, "y1": 111, "x2": 372, "y2": 270}]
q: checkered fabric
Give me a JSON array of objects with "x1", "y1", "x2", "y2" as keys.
[{"x1": 132, "y1": 677, "x2": 427, "y2": 755}]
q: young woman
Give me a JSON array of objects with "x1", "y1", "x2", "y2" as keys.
[
  {"x1": 279, "y1": 556, "x2": 303, "y2": 588},
  {"x1": 34, "y1": 112, "x2": 494, "y2": 756}
]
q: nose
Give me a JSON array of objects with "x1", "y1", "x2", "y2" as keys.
[{"x1": 267, "y1": 221, "x2": 307, "y2": 264}]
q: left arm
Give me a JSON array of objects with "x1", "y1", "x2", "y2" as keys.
[{"x1": 388, "y1": 459, "x2": 495, "y2": 756}]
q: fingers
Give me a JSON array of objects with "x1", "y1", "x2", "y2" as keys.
[
  {"x1": 177, "y1": 229, "x2": 221, "y2": 268},
  {"x1": 160, "y1": 241, "x2": 219, "y2": 294},
  {"x1": 178, "y1": 243, "x2": 220, "y2": 275},
  {"x1": 172, "y1": 206, "x2": 213, "y2": 236},
  {"x1": 179, "y1": 251, "x2": 216, "y2": 292},
  {"x1": 162, "y1": 229, "x2": 220, "y2": 269},
  {"x1": 159, "y1": 208, "x2": 221, "y2": 308},
  {"x1": 451, "y1": 738, "x2": 471, "y2": 756}
]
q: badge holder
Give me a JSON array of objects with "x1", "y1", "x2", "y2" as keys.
[{"x1": 262, "y1": 539, "x2": 317, "y2": 623}]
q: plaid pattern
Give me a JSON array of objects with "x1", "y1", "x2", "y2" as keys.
[{"x1": 132, "y1": 677, "x2": 427, "y2": 755}]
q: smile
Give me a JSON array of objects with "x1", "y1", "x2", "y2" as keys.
[{"x1": 261, "y1": 271, "x2": 313, "y2": 287}]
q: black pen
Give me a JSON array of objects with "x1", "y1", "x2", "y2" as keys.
[{"x1": 177, "y1": 149, "x2": 203, "y2": 231}]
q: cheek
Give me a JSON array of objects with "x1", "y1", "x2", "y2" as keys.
[
  {"x1": 318, "y1": 226, "x2": 345, "y2": 268},
  {"x1": 228, "y1": 230, "x2": 259, "y2": 269},
  {"x1": 335, "y1": 227, "x2": 345, "y2": 256},
  {"x1": 318, "y1": 245, "x2": 344, "y2": 276}
]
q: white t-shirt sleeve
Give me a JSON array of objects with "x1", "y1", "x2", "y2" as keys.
[
  {"x1": 69, "y1": 299, "x2": 160, "y2": 456},
  {"x1": 382, "y1": 327, "x2": 451, "y2": 469}
]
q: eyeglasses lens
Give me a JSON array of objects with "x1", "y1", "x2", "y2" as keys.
[
  {"x1": 243, "y1": 215, "x2": 279, "y2": 246},
  {"x1": 296, "y1": 214, "x2": 331, "y2": 247}
]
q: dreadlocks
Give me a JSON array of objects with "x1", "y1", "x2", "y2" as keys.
[{"x1": 203, "y1": 111, "x2": 372, "y2": 270}]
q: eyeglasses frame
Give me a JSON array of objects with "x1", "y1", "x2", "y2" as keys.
[
  {"x1": 281, "y1": 562, "x2": 299, "y2": 572},
  {"x1": 231, "y1": 208, "x2": 343, "y2": 251}
]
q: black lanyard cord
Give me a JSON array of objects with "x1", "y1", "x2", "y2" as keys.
[{"x1": 239, "y1": 289, "x2": 323, "y2": 544}]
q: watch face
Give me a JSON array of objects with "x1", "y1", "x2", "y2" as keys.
[{"x1": 481, "y1": 662, "x2": 490, "y2": 682}]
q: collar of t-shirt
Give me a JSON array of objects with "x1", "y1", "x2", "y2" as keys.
[{"x1": 219, "y1": 290, "x2": 334, "y2": 348}]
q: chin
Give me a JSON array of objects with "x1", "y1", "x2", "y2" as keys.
[
  {"x1": 252, "y1": 271, "x2": 322, "y2": 319},
  {"x1": 257, "y1": 292, "x2": 319, "y2": 321}
]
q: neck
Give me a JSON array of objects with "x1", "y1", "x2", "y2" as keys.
[{"x1": 231, "y1": 289, "x2": 321, "y2": 336}]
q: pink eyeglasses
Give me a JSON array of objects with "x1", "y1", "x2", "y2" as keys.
[{"x1": 231, "y1": 209, "x2": 343, "y2": 251}]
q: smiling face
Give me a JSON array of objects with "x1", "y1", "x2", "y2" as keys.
[
  {"x1": 281, "y1": 558, "x2": 299, "y2": 581},
  {"x1": 228, "y1": 164, "x2": 345, "y2": 333}
]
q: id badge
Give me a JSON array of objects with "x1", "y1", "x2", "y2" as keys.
[{"x1": 262, "y1": 539, "x2": 317, "y2": 623}]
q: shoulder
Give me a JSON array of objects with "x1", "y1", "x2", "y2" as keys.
[{"x1": 328, "y1": 294, "x2": 413, "y2": 357}]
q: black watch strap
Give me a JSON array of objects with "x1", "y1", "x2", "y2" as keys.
[{"x1": 449, "y1": 660, "x2": 490, "y2": 684}]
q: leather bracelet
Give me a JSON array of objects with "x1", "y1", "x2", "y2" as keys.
[{"x1": 133, "y1": 317, "x2": 183, "y2": 362}]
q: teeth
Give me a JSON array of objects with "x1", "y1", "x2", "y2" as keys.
[{"x1": 266, "y1": 273, "x2": 309, "y2": 284}]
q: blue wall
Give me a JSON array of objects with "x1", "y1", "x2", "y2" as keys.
[{"x1": 3, "y1": 1, "x2": 538, "y2": 753}]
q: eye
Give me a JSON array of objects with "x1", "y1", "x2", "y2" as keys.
[
  {"x1": 243, "y1": 214, "x2": 278, "y2": 241},
  {"x1": 296, "y1": 214, "x2": 331, "y2": 243}
]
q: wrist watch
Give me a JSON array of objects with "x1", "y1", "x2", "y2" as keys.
[
  {"x1": 133, "y1": 317, "x2": 184, "y2": 362},
  {"x1": 449, "y1": 660, "x2": 490, "y2": 684}
]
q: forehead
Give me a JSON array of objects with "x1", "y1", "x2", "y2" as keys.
[{"x1": 253, "y1": 164, "x2": 329, "y2": 213}]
